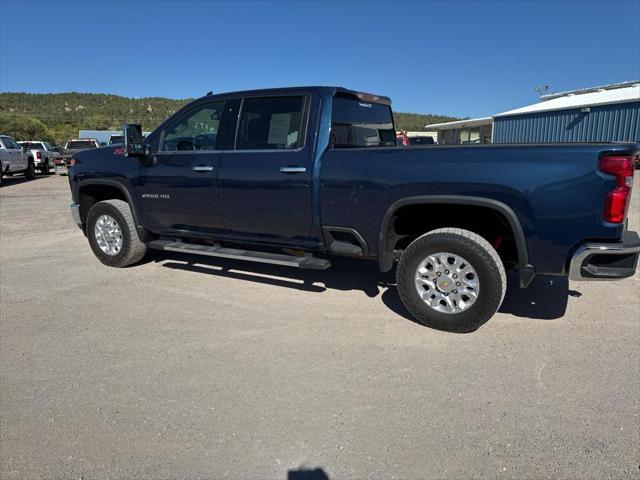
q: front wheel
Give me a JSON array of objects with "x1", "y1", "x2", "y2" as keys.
[
  {"x1": 396, "y1": 228, "x2": 507, "y2": 332},
  {"x1": 86, "y1": 199, "x2": 147, "y2": 267}
]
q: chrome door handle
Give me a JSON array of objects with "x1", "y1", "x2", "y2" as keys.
[
  {"x1": 192, "y1": 165, "x2": 214, "y2": 172},
  {"x1": 280, "y1": 166, "x2": 307, "y2": 173}
]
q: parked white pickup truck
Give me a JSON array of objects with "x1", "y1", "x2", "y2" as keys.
[
  {"x1": 18, "y1": 140, "x2": 60, "y2": 175},
  {"x1": 55, "y1": 138, "x2": 99, "y2": 175},
  {"x1": 0, "y1": 135, "x2": 35, "y2": 184}
]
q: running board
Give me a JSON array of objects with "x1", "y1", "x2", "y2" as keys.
[{"x1": 148, "y1": 240, "x2": 331, "y2": 270}]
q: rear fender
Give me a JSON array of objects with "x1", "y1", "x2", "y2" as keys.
[{"x1": 378, "y1": 195, "x2": 535, "y2": 287}]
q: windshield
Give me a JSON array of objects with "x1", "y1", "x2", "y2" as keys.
[
  {"x1": 331, "y1": 95, "x2": 395, "y2": 148},
  {"x1": 109, "y1": 135, "x2": 124, "y2": 144},
  {"x1": 67, "y1": 141, "x2": 95, "y2": 149}
]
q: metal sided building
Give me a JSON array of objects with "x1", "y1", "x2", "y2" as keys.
[
  {"x1": 424, "y1": 117, "x2": 493, "y2": 145},
  {"x1": 492, "y1": 81, "x2": 640, "y2": 143}
]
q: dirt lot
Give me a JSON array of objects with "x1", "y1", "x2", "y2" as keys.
[{"x1": 1, "y1": 174, "x2": 639, "y2": 479}]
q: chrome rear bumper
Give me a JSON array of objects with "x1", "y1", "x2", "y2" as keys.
[{"x1": 569, "y1": 231, "x2": 640, "y2": 280}]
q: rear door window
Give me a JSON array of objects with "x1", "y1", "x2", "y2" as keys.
[
  {"x1": 331, "y1": 95, "x2": 396, "y2": 148},
  {"x1": 236, "y1": 96, "x2": 304, "y2": 150}
]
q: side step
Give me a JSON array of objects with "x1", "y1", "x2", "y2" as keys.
[{"x1": 148, "y1": 240, "x2": 331, "y2": 270}]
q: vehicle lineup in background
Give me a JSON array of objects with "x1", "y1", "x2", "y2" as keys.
[
  {"x1": 0, "y1": 134, "x2": 35, "y2": 183},
  {"x1": 18, "y1": 140, "x2": 60, "y2": 175},
  {"x1": 66, "y1": 86, "x2": 640, "y2": 331}
]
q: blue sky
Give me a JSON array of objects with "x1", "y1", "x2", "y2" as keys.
[{"x1": 1, "y1": 0, "x2": 639, "y2": 117}]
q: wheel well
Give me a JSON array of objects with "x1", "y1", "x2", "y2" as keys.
[
  {"x1": 388, "y1": 203, "x2": 520, "y2": 267},
  {"x1": 78, "y1": 185, "x2": 127, "y2": 223}
]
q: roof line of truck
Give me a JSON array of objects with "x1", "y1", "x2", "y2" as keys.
[{"x1": 197, "y1": 86, "x2": 392, "y2": 105}]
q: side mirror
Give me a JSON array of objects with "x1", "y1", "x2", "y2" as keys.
[{"x1": 124, "y1": 124, "x2": 144, "y2": 157}]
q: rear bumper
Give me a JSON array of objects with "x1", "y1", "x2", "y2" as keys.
[
  {"x1": 70, "y1": 203, "x2": 83, "y2": 229},
  {"x1": 569, "y1": 230, "x2": 640, "y2": 280}
]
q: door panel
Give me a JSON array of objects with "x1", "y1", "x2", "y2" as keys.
[
  {"x1": 7, "y1": 138, "x2": 25, "y2": 170},
  {"x1": 218, "y1": 95, "x2": 316, "y2": 242},
  {"x1": 137, "y1": 152, "x2": 223, "y2": 232},
  {"x1": 219, "y1": 150, "x2": 314, "y2": 239},
  {"x1": 135, "y1": 100, "x2": 229, "y2": 233}
]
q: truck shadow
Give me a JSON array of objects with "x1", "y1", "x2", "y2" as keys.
[
  {"x1": 0, "y1": 175, "x2": 49, "y2": 188},
  {"x1": 154, "y1": 252, "x2": 576, "y2": 326},
  {"x1": 288, "y1": 467, "x2": 330, "y2": 480}
]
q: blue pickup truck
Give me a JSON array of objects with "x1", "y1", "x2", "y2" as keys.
[{"x1": 67, "y1": 86, "x2": 640, "y2": 331}]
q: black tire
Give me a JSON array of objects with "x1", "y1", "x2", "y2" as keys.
[
  {"x1": 41, "y1": 160, "x2": 51, "y2": 175},
  {"x1": 25, "y1": 161, "x2": 36, "y2": 179},
  {"x1": 396, "y1": 228, "x2": 507, "y2": 332},
  {"x1": 86, "y1": 199, "x2": 147, "y2": 267}
]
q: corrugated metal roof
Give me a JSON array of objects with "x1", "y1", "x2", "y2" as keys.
[
  {"x1": 424, "y1": 117, "x2": 493, "y2": 129},
  {"x1": 494, "y1": 83, "x2": 640, "y2": 117},
  {"x1": 540, "y1": 80, "x2": 638, "y2": 100}
]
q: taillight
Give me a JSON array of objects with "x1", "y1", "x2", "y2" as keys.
[
  {"x1": 600, "y1": 155, "x2": 634, "y2": 223},
  {"x1": 36, "y1": 151, "x2": 42, "y2": 160}
]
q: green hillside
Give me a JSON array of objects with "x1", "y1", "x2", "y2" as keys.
[
  {"x1": 0, "y1": 92, "x2": 459, "y2": 145},
  {"x1": 393, "y1": 111, "x2": 459, "y2": 131}
]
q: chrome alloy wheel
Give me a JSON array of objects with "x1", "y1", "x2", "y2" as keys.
[
  {"x1": 414, "y1": 252, "x2": 479, "y2": 314},
  {"x1": 94, "y1": 214, "x2": 123, "y2": 256}
]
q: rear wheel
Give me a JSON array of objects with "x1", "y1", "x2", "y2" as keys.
[
  {"x1": 25, "y1": 161, "x2": 36, "y2": 179},
  {"x1": 86, "y1": 199, "x2": 147, "y2": 267},
  {"x1": 40, "y1": 160, "x2": 51, "y2": 175},
  {"x1": 396, "y1": 228, "x2": 507, "y2": 332}
]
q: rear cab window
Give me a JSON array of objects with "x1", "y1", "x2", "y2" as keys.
[
  {"x1": 19, "y1": 142, "x2": 44, "y2": 150},
  {"x1": 67, "y1": 141, "x2": 95, "y2": 149},
  {"x1": 331, "y1": 94, "x2": 396, "y2": 148}
]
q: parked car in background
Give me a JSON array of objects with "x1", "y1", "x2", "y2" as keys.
[
  {"x1": 18, "y1": 140, "x2": 60, "y2": 175},
  {"x1": 0, "y1": 135, "x2": 35, "y2": 184},
  {"x1": 56, "y1": 138, "x2": 99, "y2": 175},
  {"x1": 108, "y1": 133, "x2": 124, "y2": 145},
  {"x1": 66, "y1": 86, "x2": 639, "y2": 332},
  {"x1": 408, "y1": 136, "x2": 435, "y2": 145}
]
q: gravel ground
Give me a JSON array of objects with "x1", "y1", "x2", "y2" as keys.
[{"x1": 1, "y1": 173, "x2": 639, "y2": 479}]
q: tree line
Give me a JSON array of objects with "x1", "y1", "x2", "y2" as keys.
[{"x1": 0, "y1": 92, "x2": 460, "y2": 146}]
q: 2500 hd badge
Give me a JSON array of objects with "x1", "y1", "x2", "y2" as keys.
[{"x1": 141, "y1": 193, "x2": 170, "y2": 199}]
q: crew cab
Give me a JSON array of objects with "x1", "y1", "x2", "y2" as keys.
[
  {"x1": 56, "y1": 138, "x2": 99, "y2": 175},
  {"x1": 1, "y1": 135, "x2": 35, "y2": 183},
  {"x1": 66, "y1": 86, "x2": 640, "y2": 331},
  {"x1": 18, "y1": 140, "x2": 60, "y2": 175}
]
